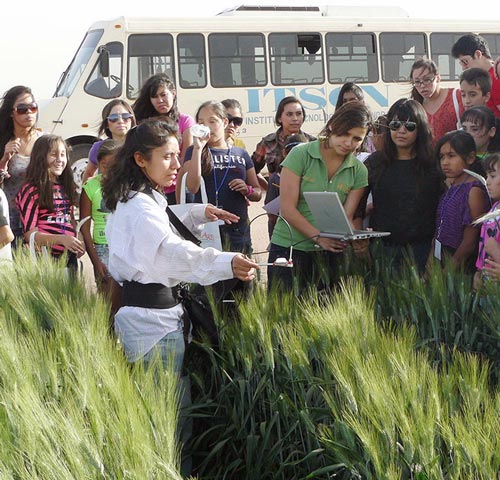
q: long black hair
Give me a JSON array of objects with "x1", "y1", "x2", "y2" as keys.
[
  {"x1": 25, "y1": 135, "x2": 77, "y2": 210},
  {"x1": 132, "y1": 73, "x2": 179, "y2": 123},
  {"x1": 0, "y1": 85, "x2": 37, "y2": 157},
  {"x1": 381, "y1": 99, "x2": 434, "y2": 176},
  {"x1": 102, "y1": 118, "x2": 179, "y2": 211}
]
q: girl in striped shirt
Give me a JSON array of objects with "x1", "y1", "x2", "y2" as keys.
[{"x1": 16, "y1": 135, "x2": 85, "y2": 269}]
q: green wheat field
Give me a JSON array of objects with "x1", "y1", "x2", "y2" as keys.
[{"x1": 1, "y1": 249, "x2": 499, "y2": 479}]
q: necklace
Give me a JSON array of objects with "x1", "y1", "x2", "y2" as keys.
[{"x1": 210, "y1": 144, "x2": 232, "y2": 208}]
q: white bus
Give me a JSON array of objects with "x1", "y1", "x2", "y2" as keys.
[{"x1": 37, "y1": 5, "x2": 500, "y2": 183}]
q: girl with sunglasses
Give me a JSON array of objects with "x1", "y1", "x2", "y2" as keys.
[
  {"x1": 410, "y1": 58, "x2": 463, "y2": 142},
  {"x1": 133, "y1": 73, "x2": 195, "y2": 205},
  {"x1": 16, "y1": 135, "x2": 85, "y2": 270},
  {"x1": 81, "y1": 99, "x2": 136, "y2": 184},
  {"x1": 222, "y1": 98, "x2": 245, "y2": 148},
  {"x1": 0, "y1": 85, "x2": 42, "y2": 243},
  {"x1": 362, "y1": 98, "x2": 442, "y2": 272}
]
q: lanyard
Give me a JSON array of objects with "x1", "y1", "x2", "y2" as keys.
[{"x1": 211, "y1": 146, "x2": 232, "y2": 207}]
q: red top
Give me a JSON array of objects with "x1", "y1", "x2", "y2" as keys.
[
  {"x1": 487, "y1": 66, "x2": 500, "y2": 118},
  {"x1": 426, "y1": 88, "x2": 463, "y2": 142}
]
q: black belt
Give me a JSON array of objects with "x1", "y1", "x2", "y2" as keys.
[{"x1": 122, "y1": 281, "x2": 180, "y2": 309}]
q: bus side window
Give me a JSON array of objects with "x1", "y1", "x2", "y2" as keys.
[
  {"x1": 480, "y1": 33, "x2": 500, "y2": 64},
  {"x1": 128, "y1": 34, "x2": 175, "y2": 98},
  {"x1": 326, "y1": 33, "x2": 378, "y2": 84},
  {"x1": 178, "y1": 33, "x2": 207, "y2": 88},
  {"x1": 430, "y1": 33, "x2": 468, "y2": 81},
  {"x1": 269, "y1": 33, "x2": 324, "y2": 86},
  {"x1": 84, "y1": 42, "x2": 123, "y2": 99},
  {"x1": 209, "y1": 33, "x2": 266, "y2": 88},
  {"x1": 380, "y1": 32, "x2": 427, "y2": 82}
]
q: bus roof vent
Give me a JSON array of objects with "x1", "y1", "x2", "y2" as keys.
[
  {"x1": 320, "y1": 5, "x2": 410, "y2": 17},
  {"x1": 217, "y1": 5, "x2": 322, "y2": 16}
]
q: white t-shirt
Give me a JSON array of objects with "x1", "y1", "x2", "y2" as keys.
[
  {"x1": 105, "y1": 189, "x2": 235, "y2": 361},
  {"x1": 0, "y1": 189, "x2": 13, "y2": 262}
]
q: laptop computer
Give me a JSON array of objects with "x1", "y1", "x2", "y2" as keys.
[{"x1": 303, "y1": 191, "x2": 391, "y2": 241}]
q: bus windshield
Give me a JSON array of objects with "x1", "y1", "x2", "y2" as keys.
[{"x1": 54, "y1": 29, "x2": 104, "y2": 98}]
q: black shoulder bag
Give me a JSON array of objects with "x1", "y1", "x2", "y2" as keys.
[{"x1": 166, "y1": 207, "x2": 220, "y2": 348}]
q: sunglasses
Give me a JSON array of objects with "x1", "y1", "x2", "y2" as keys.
[
  {"x1": 388, "y1": 120, "x2": 417, "y2": 132},
  {"x1": 227, "y1": 114, "x2": 243, "y2": 127},
  {"x1": 107, "y1": 112, "x2": 134, "y2": 123},
  {"x1": 14, "y1": 102, "x2": 38, "y2": 114}
]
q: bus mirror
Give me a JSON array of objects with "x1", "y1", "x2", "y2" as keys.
[{"x1": 97, "y1": 46, "x2": 110, "y2": 77}]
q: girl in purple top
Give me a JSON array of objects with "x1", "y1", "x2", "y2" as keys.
[
  {"x1": 133, "y1": 73, "x2": 195, "y2": 204},
  {"x1": 432, "y1": 130, "x2": 489, "y2": 270}
]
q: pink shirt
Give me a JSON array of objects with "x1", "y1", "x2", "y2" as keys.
[
  {"x1": 476, "y1": 201, "x2": 500, "y2": 270},
  {"x1": 16, "y1": 183, "x2": 76, "y2": 257},
  {"x1": 164, "y1": 112, "x2": 195, "y2": 195}
]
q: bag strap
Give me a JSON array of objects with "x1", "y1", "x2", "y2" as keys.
[
  {"x1": 179, "y1": 172, "x2": 208, "y2": 204},
  {"x1": 166, "y1": 206, "x2": 202, "y2": 246},
  {"x1": 452, "y1": 87, "x2": 461, "y2": 129}
]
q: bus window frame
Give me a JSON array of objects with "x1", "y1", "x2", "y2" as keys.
[
  {"x1": 177, "y1": 33, "x2": 207, "y2": 89},
  {"x1": 380, "y1": 31, "x2": 428, "y2": 83},
  {"x1": 208, "y1": 32, "x2": 267, "y2": 88},
  {"x1": 83, "y1": 41, "x2": 124, "y2": 100},
  {"x1": 268, "y1": 31, "x2": 324, "y2": 86},
  {"x1": 127, "y1": 33, "x2": 176, "y2": 99},
  {"x1": 325, "y1": 31, "x2": 378, "y2": 85}
]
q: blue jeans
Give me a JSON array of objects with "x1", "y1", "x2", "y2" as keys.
[{"x1": 140, "y1": 328, "x2": 192, "y2": 476}]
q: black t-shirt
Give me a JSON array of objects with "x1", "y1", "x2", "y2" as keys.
[
  {"x1": 184, "y1": 145, "x2": 254, "y2": 241},
  {"x1": 364, "y1": 151, "x2": 442, "y2": 245}
]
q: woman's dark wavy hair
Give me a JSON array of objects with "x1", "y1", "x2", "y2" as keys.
[
  {"x1": 102, "y1": 118, "x2": 179, "y2": 211},
  {"x1": 132, "y1": 73, "x2": 179, "y2": 123},
  {"x1": 25, "y1": 135, "x2": 77, "y2": 210},
  {"x1": 335, "y1": 82, "x2": 364, "y2": 110},
  {"x1": 97, "y1": 99, "x2": 136, "y2": 138},
  {"x1": 0, "y1": 85, "x2": 37, "y2": 157},
  {"x1": 274, "y1": 96, "x2": 306, "y2": 128},
  {"x1": 381, "y1": 98, "x2": 434, "y2": 176},
  {"x1": 319, "y1": 101, "x2": 372, "y2": 141},
  {"x1": 460, "y1": 105, "x2": 500, "y2": 153},
  {"x1": 409, "y1": 58, "x2": 438, "y2": 104},
  {"x1": 434, "y1": 130, "x2": 476, "y2": 173}
]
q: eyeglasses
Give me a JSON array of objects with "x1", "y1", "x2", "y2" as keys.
[
  {"x1": 411, "y1": 77, "x2": 436, "y2": 88},
  {"x1": 107, "y1": 113, "x2": 134, "y2": 123},
  {"x1": 388, "y1": 120, "x2": 417, "y2": 132},
  {"x1": 227, "y1": 114, "x2": 243, "y2": 127},
  {"x1": 14, "y1": 102, "x2": 38, "y2": 114}
]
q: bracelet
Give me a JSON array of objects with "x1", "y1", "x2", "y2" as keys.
[{"x1": 246, "y1": 185, "x2": 254, "y2": 197}]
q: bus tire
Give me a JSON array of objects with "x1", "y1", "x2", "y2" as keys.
[{"x1": 69, "y1": 143, "x2": 92, "y2": 193}]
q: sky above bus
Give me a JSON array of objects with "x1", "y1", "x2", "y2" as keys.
[{"x1": 0, "y1": 0, "x2": 496, "y2": 100}]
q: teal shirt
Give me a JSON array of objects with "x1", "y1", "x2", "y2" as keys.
[{"x1": 271, "y1": 140, "x2": 368, "y2": 251}]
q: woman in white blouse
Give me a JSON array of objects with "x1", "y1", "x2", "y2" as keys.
[{"x1": 102, "y1": 118, "x2": 257, "y2": 368}]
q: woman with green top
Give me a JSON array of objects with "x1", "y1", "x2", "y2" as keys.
[{"x1": 268, "y1": 101, "x2": 371, "y2": 295}]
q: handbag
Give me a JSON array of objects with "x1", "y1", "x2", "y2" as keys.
[
  {"x1": 166, "y1": 205, "x2": 221, "y2": 348},
  {"x1": 168, "y1": 173, "x2": 223, "y2": 250}
]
